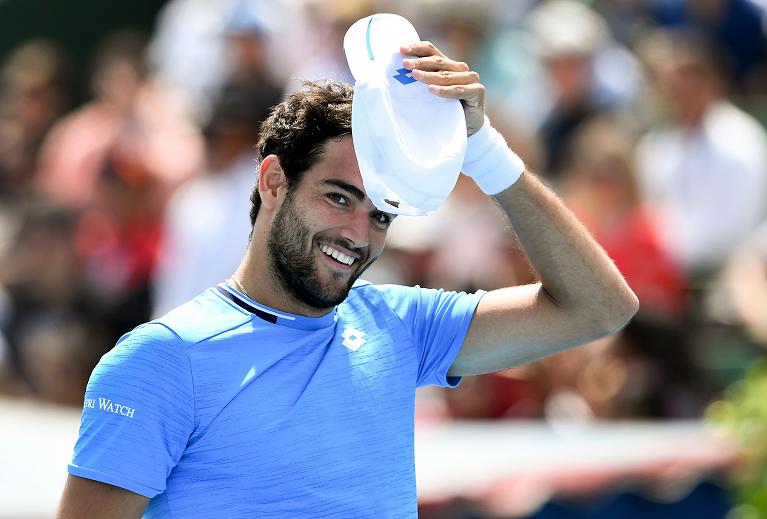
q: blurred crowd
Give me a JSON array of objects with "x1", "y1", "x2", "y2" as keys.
[{"x1": 0, "y1": 0, "x2": 766, "y2": 424}]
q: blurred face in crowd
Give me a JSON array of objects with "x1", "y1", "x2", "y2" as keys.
[
  {"x1": 577, "y1": 152, "x2": 637, "y2": 213},
  {"x1": 657, "y1": 49, "x2": 721, "y2": 127},
  {"x1": 266, "y1": 136, "x2": 394, "y2": 309},
  {"x1": 546, "y1": 54, "x2": 592, "y2": 107},
  {"x1": 93, "y1": 59, "x2": 143, "y2": 112},
  {"x1": 228, "y1": 31, "x2": 269, "y2": 75}
]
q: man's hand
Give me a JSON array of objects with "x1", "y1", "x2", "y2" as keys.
[{"x1": 401, "y1": 42, "x2": 485, "y2": 136}]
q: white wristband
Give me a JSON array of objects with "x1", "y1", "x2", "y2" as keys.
[{"x1": 462, "y1": 117, "x2": 525, "y2": 194}]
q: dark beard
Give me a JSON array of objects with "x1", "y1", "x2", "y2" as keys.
[{"x1": 267, "y1": 192, "x2": 369, "y2": 310}]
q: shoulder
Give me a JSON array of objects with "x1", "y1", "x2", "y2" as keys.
[
  {"x1": 85, "y1": 289, "x2": 249, "y2": 403},
  {"x1": 346, "y1": 281, "x2": 481, "y2": 318},
  {"x1": 91, "y1": 322, "x2": 191, "y2": 395},
  {"x1": 346, "y1": 280, "x2": 419, "y2": 309}
]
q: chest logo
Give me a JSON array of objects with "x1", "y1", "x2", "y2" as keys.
[{"x1": 341, "y1": 327, "x2": 366, "y2": 351}]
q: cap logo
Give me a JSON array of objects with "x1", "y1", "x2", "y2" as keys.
[{"x1": 393, "y1": 68, "x2": 417, "y2": 85}]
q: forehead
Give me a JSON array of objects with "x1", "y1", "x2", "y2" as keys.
[{"x1": 303, "y1": 135, "x2": 364, "y2": 190}]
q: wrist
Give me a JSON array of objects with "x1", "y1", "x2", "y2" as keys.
[{"x1": 462, "y1": 116, "x2": 525, "y2": 194}]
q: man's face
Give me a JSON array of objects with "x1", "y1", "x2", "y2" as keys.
[{"x1": 266, "y1": 136, "x2": 394, "y2": 309}]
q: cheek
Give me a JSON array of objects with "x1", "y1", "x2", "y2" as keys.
[{"x1": 368, "y1": 231, "x2": 387, "y2": 260}]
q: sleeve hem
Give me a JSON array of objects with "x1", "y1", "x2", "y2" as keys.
[
  {"x1": 428, "y1": 289, "x2": 488, "y2": 389},
  {"x1": 67, "y1": 464, "x2": 162, "y2": 498}
]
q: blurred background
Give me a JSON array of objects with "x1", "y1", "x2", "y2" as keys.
[{"x1": 1, "y1": 0, "x2": 766, "y2": 517}]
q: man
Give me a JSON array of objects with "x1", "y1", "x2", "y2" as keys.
[{"x1": 57, "y1": 41, "x2": 638, "y2": 518}]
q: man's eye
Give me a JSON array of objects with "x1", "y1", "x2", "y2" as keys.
[
  {"x1": 372, "y1": 212, "x2": 393, "y2": 226},
  {"x1": 328, "y1": 193, "x2": 348, "y2": 205}
]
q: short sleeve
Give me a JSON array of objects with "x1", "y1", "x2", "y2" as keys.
[
  {"x1": 68, "y1": 323, "x2": 195, "y2": 497},
  {"x1": 374, "y1": 284, "x2": 485, "y2": 388}
]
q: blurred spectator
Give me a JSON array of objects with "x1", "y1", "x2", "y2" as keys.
[
  {"x1": 149, "y1": 0, "x2": 238, "y2": 120},
  {"x1": 636, "y1": 30, "x2": 767, "y2": 276},
  {"x1": 153, "y1": 82, "x2": 280, "y2": 315},
  {"x1": 536, "y1": 337, "x2": 624, "y2": 421},
  {"x1": 527, "y1": 314, "x2": 710, "y2": 420},
  {"x1": 16, "y1": 315, "x2": 109, "y2": 406},
  {"x1": 523, "y1": 0, "x2": 643, "y2": 184},
  {"x1": 443, "y1": 367, "x2": 542, "y2": 420},
  {"x1": 30, "y1": 30, "x2": 203, "y2": 349},
  {"x1": 560, "y1": 115, "x2": 688, "y2": 317},
  {"x1": 413, "y1": 0, "x2": 494, "y2": 66},
  {"x1": 74, "y1": 149, "x2": 166, "y2": 338},
  {"x1": 287, "y1": 0, "x2": 374, "y2": 89},
  {"x1": 149, "y1": 0, "x2": 287, "y2": 121},
  {"x1": 216, "y1": 0, "x2": 284, "y2": 130},
  {"x1": 2, "y1": 204, "x2": 83, "y2": 327},
  {"x1": 592, "y1": 0, "x2": 657, "y2": 46},
  {"x1": 0, "y1": 39, "x2": 72, "y2": 197},
  {"x1": 152, "y1": 9, "x2": 283, "y2": 315},
  {"x1": 35, "y1": 30, "x2": 202, "y2": 209},
  {"x1": 34, "y1": 31, "x2": 149, "y2": 208},
  {"x1": 620, "y1": 314, "x2": 714, "y2": 418},
  {"x1": 0, "y1": 202, "x2": 89, "y2": 396},
  {"x1": 648, "y1": 0, "x2": 767, "y2": 93}
]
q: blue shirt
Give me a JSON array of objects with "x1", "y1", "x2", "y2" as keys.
[{"x1": 68, "y1": 281, "x2": 484, "y2": 518}]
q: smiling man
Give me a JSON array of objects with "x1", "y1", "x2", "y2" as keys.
[{"x1": 58, "y1": 41, "x2": 638, "y2": 519}]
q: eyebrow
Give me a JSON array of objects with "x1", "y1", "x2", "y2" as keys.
[{"x1": 321, "y1": 179, "x2": 366, "y2": 202}]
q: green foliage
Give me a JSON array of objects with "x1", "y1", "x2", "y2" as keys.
[{"x1": 706, "y1": 358, "x2": 767, "y2": 517}]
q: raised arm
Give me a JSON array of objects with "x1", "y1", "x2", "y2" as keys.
[
  {"x1": 452, "y1": 169, "x2": 638, "y2": 375},
  {"x1": 401, "y1": 42, "x2": 638, "y2": 376},
  {"x1": 57, "y1": 475, "x2": 149, "y2": 519}
]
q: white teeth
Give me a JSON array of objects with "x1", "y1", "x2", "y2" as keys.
[{"x1": 319, "y1": 244, "x2": 355, "y2": 265}]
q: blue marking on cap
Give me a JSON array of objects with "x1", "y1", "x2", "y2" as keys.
[
  {"x1": 366, "y1": 16, "x2": 374, "y2": 61},
  {"x1": 393, "y1": 68, "x2": 417, "y2": 84}
]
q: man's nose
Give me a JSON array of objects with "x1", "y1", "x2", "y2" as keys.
[{"x1": 339, "y1": 209, "x2": 370, "y2": 249}]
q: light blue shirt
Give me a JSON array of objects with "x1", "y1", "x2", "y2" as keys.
[{"x1": 69, "y1": 281, "x2": 484, "y2": 518}]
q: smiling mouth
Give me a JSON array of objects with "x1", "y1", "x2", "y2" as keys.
[{"x1": 318, "y1": 243, "x2": 357, "y2": 267}]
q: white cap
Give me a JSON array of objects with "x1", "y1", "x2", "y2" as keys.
[{"x1": 343, "y1": 13, "x2": 467, "y2": 216}]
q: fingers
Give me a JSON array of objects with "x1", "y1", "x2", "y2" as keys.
[
  {"x1": 400, "y1": 41, "x2": 475, "y2": 84},
  {"x1": 400, "y1": 40, "x2": 486, "y2": 136},
  {"x1": 400, "y1": 41, "x2": 469, "y2": 73},
  {"x1": 402, "y1": 56, "x2": 469, "y2": 73},
  {"x1": 409, "y1": 69, "x2": 480, "y2": 87},
  {"x1": 427, "y1": 83, "x2": 485, "y2": 104},
  {"x1": 400, "y1": 41, "x2": 445, "y2": 58}
]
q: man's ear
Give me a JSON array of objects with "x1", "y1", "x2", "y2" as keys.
[{"x1": 258, "y1": 155, "x2": 286, "y2": 210}]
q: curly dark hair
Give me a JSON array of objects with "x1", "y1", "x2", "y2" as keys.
[{"x1": 250, "y1": 79, "x2": 353, "y2": 227}]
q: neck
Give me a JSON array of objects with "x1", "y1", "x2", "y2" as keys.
[{"x1": 232, "y1": 237, "x2": 333, "y2": 318}]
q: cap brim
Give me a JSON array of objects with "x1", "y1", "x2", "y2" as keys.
[{"x1": 351, "y1": 81, "x2": 466, "y2": 216}]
